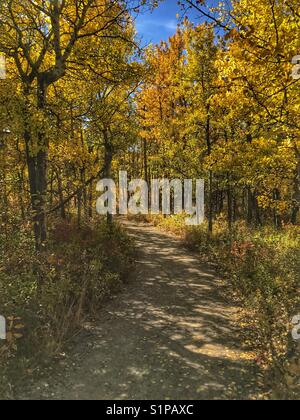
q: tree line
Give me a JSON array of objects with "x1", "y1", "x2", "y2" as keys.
[
  {"x1": 135, "y1": 0, "x2": 300, "y2": 232},
  {"x1": 0, "y1": 0, "x2": 299, "y2": 252}
]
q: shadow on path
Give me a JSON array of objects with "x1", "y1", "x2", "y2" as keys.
[{"x1": 18, "y1": 221, "x2": 261, "y2": 400}]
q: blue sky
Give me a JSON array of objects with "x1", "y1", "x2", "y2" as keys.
[{"x1": 135, "y1": 0, "x2": 200, "y2": 45}]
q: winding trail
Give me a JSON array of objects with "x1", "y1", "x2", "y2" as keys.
[{"x1": 18, "y1": 220, "x2": 260, "y2": 400}]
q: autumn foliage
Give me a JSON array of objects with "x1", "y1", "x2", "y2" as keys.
[{"x1": 0, "y1": 0, "x2": 299, "y2": 399}]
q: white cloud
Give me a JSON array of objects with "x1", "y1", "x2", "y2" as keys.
[{"x1": 136, "y1": 18, "x2": 177, "y2": 33}]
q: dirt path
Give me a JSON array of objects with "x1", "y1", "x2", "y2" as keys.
[{"x1": 17, "y1": 221, "x2": 261, "y2": 400}]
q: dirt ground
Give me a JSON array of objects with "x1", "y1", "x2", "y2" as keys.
[{"x1": 15, "y1": 220, "x2": 262, "y2": 400}]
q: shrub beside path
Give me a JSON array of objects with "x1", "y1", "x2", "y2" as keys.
[{"x1": 16, "y1": 220, "x2": 262, "y2": 400}]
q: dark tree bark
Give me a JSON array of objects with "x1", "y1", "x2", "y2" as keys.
[
  {"x1": 273, "y1": 188, "x2": 282, "y2": 229},
  {"x1": 88, "y1": 183, "x2": 93, "y2": 219},
  {"x1": 143, "y1": 138, "x2": 148, "y2": 185},
  {"x1": 227, "y1": 181, "x2": 233, "y2": 231},
  {"x1": 205, "y1": 107, "x2": 213, "y2": 234},
  {"x1": 247, "y1": 186, "x2": 254, "y2": 225},
  {"x1": 291, "y1": 154, "x2": 300, "y2": 225},
  {"x1": 56, "y1": 170, "x2": 66, "y2": 219},
  {"x1": 103, "y1": 128, "x2": 114, "y2": 226}
]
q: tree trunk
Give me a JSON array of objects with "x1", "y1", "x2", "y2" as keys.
[
  {"x1": 254, "y1": 191, "x2": 262, "y2": 226},
  {"x1": 247, "y1": 186, "x2": 254, "y2": 225},
  {"x1": 291, "y1": 154, "x2": 300, "y2": 224},
  {"x1": 24, "y1": 128, "x2": 41, "y2": 250},
  {"x1": 77, "y1": 190, "x2": 82, "y2": 228},
  {"x1": 18, "y1": 168, "x2": 26, "y2": 221},
  {"x1": 103, "y1": 129, "x2": 114, "y2": 226},
  {"x1": 143, "y1": 138, "x2": 148, "y2": 184},
  {"x1": 205, "y1": 107, "x2": 213, "y2": 234},
  {"x1": 24, "y1": 80, "x2": 49, "y2": 250},
  {"x1": 88, "y1": 182, "x2": 93, "y2": 219},
  {"x1": 208, "y1": 170, "x2": 213, "y2": 233},
  {"x1": 36, "y1": 79, "x2": 48, "y2": 247},
  {"x1": 57, "y1": 170, "x2": 66, "y2": 219},
  {"x1": 227, "y1": 181, "x2": 233, "y2": 231},
  {"x1": 273, "y1": 188, "x2": 282, "y2": 229}
]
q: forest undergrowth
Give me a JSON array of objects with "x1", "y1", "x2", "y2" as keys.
[
  {"x1": 144, "y1": 214, "x2": 300, "y2": 398},
  {"x1": 0, "y1": 217, "x2": 134, "y2": 399}
]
